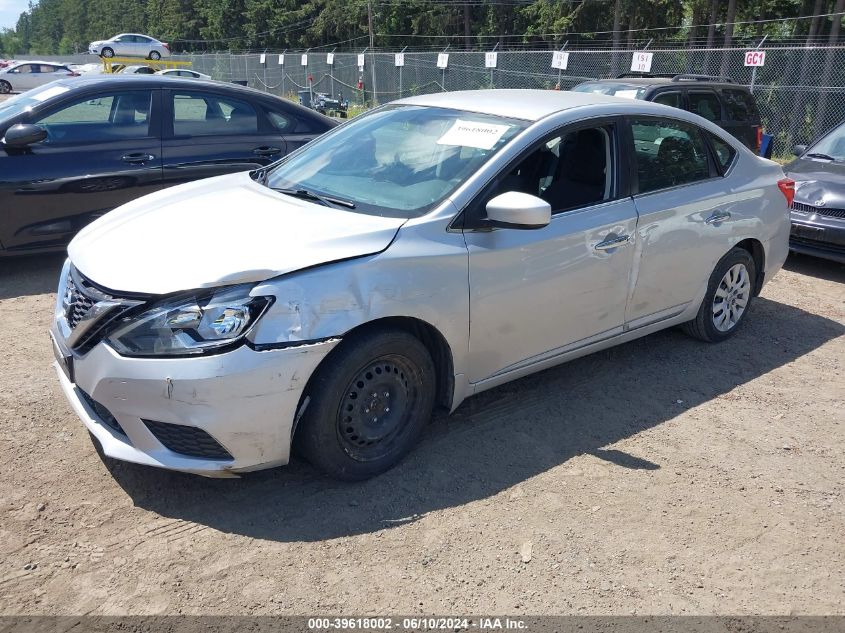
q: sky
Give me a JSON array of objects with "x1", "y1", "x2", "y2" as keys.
[{"x1": 0, "y1": 0, "x2": 29, "y2": 30}]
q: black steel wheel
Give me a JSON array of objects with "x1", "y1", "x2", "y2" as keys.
[{"x1": 295, "y1": 328, "x2": 436, "y2": 480}]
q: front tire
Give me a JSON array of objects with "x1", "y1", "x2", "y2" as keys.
[
  {"x1": 149, "y1": 51, "x2": 161, "y2": 60},
  {"x1": 0, "y1": 80, "x2": 11, "y2": 94},
  {"x1": 683, "y1": 247, "x2": 756, "y2": 343},
  {"x1": 100, "y1": 47, "x2": 114, "y2": 58},
  {"x1": 295, "y1": 329, "x2": 436, "y2": 481}
]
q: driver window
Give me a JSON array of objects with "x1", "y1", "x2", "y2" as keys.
[{"x1": 490, "y1": 125, "x2": 612, "y2": 214}]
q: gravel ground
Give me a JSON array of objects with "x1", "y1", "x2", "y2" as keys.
[{"x1": 0, "y1": 251, "x2": 842, "y2": 616}]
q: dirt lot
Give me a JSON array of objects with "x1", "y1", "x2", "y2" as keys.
[{"x1": 0, "y1": 252, "x2": 841, "y2": 616}]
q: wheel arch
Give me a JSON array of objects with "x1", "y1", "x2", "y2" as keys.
[{"x1": 733, "y1": 237, "x2": 766, "y2": 295}]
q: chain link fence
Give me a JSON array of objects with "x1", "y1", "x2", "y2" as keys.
[{"x1": 43, "y1": 45, "x2": 845, "y2": 158}]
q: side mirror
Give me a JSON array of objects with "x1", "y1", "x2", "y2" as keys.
[
  {"x1": 2, "y1": 123, "x2": 47, "y2": 148},
  {"x1": 485, "y1": 191, "x2": 551, "y2": 230},
  {"x1": 793, "y1": 144, "x2": 807, "y2": 156}
]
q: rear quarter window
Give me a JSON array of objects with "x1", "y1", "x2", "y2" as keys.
[
  {"x1": 707, "y1": 132, "x2": 737, "y2": 174},
  {"x1": 722, "y1": 89, "x2": 759, "y2": 122}
]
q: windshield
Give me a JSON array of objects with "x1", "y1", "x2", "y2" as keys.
[
  {"x1": 571, "y1": 82, "x2": 647, "y2": 100},
  {"x1": 807, "y1": 120, "x2": 845, "y2": 161},
  {"x1": 265, "y1": 105, "x2": 527, "y2": 218},
  {"x1": 0, "y1": 82, "x2": 71, "y2": 119}
]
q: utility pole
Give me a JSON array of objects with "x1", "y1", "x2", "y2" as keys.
[{"x1": 367, "y1": 0, "x2": 378, "y2": 104}]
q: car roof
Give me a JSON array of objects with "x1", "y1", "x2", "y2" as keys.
[
  {"x1": 8, "y1": 60, "x2": 66, "y2": 66},
  {"x1": 47, "y1": 74, "x2": 268, "y2": 96},
  {"x1": 395, "y1": 89, "x2": 669, "y2": 122},
  {"x1": 579, "y1": 77, "x2": 743, "y2": 89}
]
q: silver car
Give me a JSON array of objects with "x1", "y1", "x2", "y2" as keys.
[
  {"x1": 50, "y1": 90, "x2": 792, "y2": 480},
  {"x1": 0, "y1": 61, "x2": 79, "y2": 94},
  {"x1": 88, "y1": 34, "x2": 171, "y2": 60}
]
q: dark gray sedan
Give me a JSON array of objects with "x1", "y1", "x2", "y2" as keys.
[{"x1": 787, "y1": 122, "x2": 845, "y2": 263}]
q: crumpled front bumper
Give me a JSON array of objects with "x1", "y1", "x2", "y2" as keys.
[{"x1": 51, "y1": 331, "x2": 338, "y2": 477}]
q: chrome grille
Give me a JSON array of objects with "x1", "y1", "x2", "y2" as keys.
[
  {"x1": 792, "y1": 201, "x2": 845, "y2": 219},
  {"x1": 64, "y1": 273, "x2": 98, "y2": 330}
]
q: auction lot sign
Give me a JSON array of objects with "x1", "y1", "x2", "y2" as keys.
[{"x1": 745, "y1": 50, "x2": 767, "y2": 66}]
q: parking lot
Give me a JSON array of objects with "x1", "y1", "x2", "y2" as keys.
[{"x1": 0, "y1": 249, "x2": 842, "y2": 614}]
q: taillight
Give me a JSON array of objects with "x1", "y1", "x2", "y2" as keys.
[
  {"x1": 777, "y1": 177, "x2": 795, "y2": 207},
  {"x1": 163, "y1": 43, "x2": 170, "y2": 51},
  {"x1": 755, "y1": 126, "x2": 763, "y2": 153}
]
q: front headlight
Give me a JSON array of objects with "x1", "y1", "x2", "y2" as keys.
[{"x1": 107, "y1": 284, "x2": 272, "y2": 357}]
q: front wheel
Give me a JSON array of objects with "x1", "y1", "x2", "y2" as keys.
[
  {"x1": 0, "y1": 80, "x2": 11, "y2": 94},
  {"x1": 100, "y1": 47, "x2": 114, "y2": 58},
  {"x1": 295, "y1": 329, "x2": 436, "y2": 481},
  {"x1": 149, "y1": 51, "x2": 161, "y2": 60},
  {"x1": 683, "y1": 247, "x2": 756, "y2": 343}
]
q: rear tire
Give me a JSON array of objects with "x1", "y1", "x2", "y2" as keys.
[
  {"x1": 683, "y1": 247, "x2": 756, "y2": 343},
  {"x1": 101, "y1": 47, "x2": 114, "y2": 58},
  {"x1": 149, "y1": 51, "x2": 161, "y2": 60},
  {"x1": 295, "y1": 329, "x2": 436, "y2": 481},
  {"x1": 0, "y1": 80, "x2": 11, "y2": 94}
]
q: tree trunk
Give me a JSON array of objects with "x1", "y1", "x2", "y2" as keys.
[
  {"x1": 724, "y1": 0, "x2": 738, "y2": 48},
  {"x1": 463, "y1": 3, "x2": 471, "y2": 49},
  {"x1": 811, "y1": 0, "x2": 845, "y2": 138},
  {"x1": 611, "y1": 0, "x2": 622, "y2": 75},
  {"x1": 807, "y1": 0, "x2": 825, "y2": 43}
]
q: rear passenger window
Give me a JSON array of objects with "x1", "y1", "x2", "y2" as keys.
[
  {"x1": 688, "y1": 91, "x2": 721, "y2": 122},
  {"x1": 172, "y1": 92, "x2": 258, "y2": 136},
  {"x1": 653, "y1": 92, "x2": 681, "y2": 108},
  {"x1": 631, "y1": 119, "x2": 711, "y2": 193},
  {"x1": 708, "y1": 133, "x2": 736, "y2": 173},
  {"x1": 722, "y1": 89, "x2": 757, "y2": 121}
]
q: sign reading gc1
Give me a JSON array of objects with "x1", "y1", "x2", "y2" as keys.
[{"x1": 744, "y1": 50, "x2": 766, "y2": 67}]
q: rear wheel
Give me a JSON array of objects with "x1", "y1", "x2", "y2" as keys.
[
  {"x1": 0, "y1": 80, "x2": 11, "y2": 94},
  {"x1": 683, "y1": 247, "x2": 756, "y2": 343},
  {"x1": 100, "y1": 47, "x2": 114, "y2": 58},
  {"x1": 149, "y1": 51, "x2": 161, "y2": 60},
  {"x1": 295, "y1": 329, "x2": 436, "y2": 481}
]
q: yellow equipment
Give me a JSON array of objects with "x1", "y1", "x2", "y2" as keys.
[{"x1": 101, "y1": 57, "x2": 192, "y2": 74}]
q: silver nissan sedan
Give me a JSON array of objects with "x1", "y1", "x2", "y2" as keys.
[{"x1": 51, "y1": 90, "x2": 793, "y2": 480}]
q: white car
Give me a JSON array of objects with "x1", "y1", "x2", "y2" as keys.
[
  {"x1": 51, "y1": 90, "x2": 791, "y2": 481},
  {"x1": 88, "y1": 34, "x2": 171, "y2": 60},
  {"x1": 117, "y1": 65, "x2": 156, "y2": 75},
  {"x1": 156, "y1": 69, "x2": 211, "y2": 80},
  {"x1": 0, "y1": 61, "x2": 79, "y2": 94}
]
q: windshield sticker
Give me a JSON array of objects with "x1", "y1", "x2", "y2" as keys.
[
  {"x1": 613, "y1": 89, "x2": 640, "y2": 100},
  {"x1": 32, "y1": 85, "x2": 71, "y2": 102},
  {"x1": 437, "y1": 119, "x2": 512, "y2": 150}
]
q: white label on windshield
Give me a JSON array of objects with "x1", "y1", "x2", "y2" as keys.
[
  {"x1": 614, "y1": 89, "x2": 640, "y2": 100},
  {"x1": 32, "y1": 85, "x2": 71, "y2": 102},
  {"x1": 437, "y1": 119, "x2": 511, "y2": 150}
]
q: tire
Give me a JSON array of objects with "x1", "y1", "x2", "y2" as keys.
[
  {"x1": 0, "y1": 80, "x2": 11, "y2": 94},
  {"x1": 295, "y1": 328, "x2": 436, "y2": 481},
  {"x1": 683, "y1": 247, "x2": 756, "y2": 343},
  {"x1": 149, "y1": 51, "x2": 161, "y2": 60},
  {"x1": 101, "y1": 47, "x2": 114, "y2": 58}
]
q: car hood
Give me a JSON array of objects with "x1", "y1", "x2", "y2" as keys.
[
  {"x1": 785, "y1": 158, "x2": 845, "y2": 207},
  {"x1": 68, "y1": 172, "x2": 406, "y2": 295}
]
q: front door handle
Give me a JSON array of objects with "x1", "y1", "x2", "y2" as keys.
[
  {"x1": 253, "y1": 146, "x2": 282, "y2": 156},
  {"x1": 704, "y1": 210, "x2": 731, "y2": 225},
  {"x1": 121, "y1": 153, "x2": 155, "y2": 164},
  {"x1": 594, "y1": 235, "x2": 630, "y2": 251}
]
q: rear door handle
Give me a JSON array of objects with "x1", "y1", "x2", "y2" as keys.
[
  {"x1": 253, "y1": 146, "x2": 282, "y2": 156},
  {"x1": 704, "y1": 210, "x2": 731, "y2": 225},
  {"x1": 594, "y1": 235, "x2": 630, "y2": 251},
  {"x1": 121, "y1": 153, "x2": 155, "y2": 164}
]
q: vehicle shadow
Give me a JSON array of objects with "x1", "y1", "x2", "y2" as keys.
[
  {"x1": 784, "y1": 252, "x2": 845, "y2": 283},
  {"x1": 103, "y1": 296, "x2": 844, "y2": 542},
  {"x1": 0, "y1": 253, "x2": 65, "y2": 300}
]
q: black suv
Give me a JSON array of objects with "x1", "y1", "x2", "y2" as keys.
[{"x1": 572, "y1": 74, "x2": 763, "y2": 153}]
